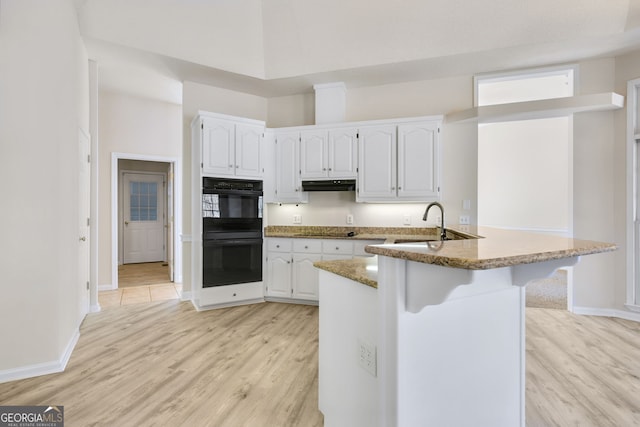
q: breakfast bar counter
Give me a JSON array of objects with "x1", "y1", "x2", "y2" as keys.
[{"x1": 314, "y1": 226, "x2": 615, "y2": 427}]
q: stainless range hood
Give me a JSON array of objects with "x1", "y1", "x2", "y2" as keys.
[{"x1": 301, "y1": 179, "x2": 356, "y2": 191}]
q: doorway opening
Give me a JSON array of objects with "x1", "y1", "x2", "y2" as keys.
[
  {"x1": 110, "y1": 153, "x2": 182, "y2": 293},
  {"x1": 476, "y1": 65, "x2": 575, "y2": 310}
]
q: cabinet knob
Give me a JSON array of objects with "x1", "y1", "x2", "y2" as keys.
[
  {"x1": 287, "y1": 260, "x2": 290, "y2": 264},
  {"x1": 276, "y1": 245, "x2": 280, "y2": 248},
  {"x1": 235, "y1": 165, "x2": 239, "y2": 168},
  {"x1": 391, "y1": 186, "x2": 396, "y2": 190},
  {"x1": 398, "y1": 186, "x2": 402, "y2": 190},
  {"x1": 328, "y1": 168, "x2": 332, "y2": 171},
  {"x1": 305, "y1": 245, "x2": 308, "y2": 249},
  {"x1": 335, "y1": 247, "x2": 339, "y2": 250},
  {"x1": 323, "y1": 168, "x2": 326, "y2": 171},
  {"x1": 228, "y1": 164, "x2": 233, "y2": 168}
]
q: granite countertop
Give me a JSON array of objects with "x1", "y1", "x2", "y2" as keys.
[
  {"x1": 263, "y1": 225, "x2": 472, "y2": 243},
  {"x1": 365, "y1": 225, "x2": 617, "y2": 270},
  {"x1": 314, "y1": 256, "x2": 379, "y2": 288},
  {"x1": 310, "y1": 225, "x2": 616, "y2": 288}
]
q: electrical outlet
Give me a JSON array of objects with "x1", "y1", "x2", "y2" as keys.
[
  {"x1": 459, "y1": 215, "x2": 470, "y2": 225},
  {"x1": 346, "y1": 214, "x2": 354, "y2": 225},
  {"x1": 358, "y1": 339, "x2": 377, "y2": 377},
  {"x1": 403, "y1": 214, "x2": 411, "y2": 226},
  {"x1": 293, "y1": 214, "x2": 302, "y2": 224},
  {"x1": 462, "y1": 199, "x2": 471, "y2": 210}
]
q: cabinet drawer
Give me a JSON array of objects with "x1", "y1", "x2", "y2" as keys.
[
  {"x1": 353, "y1": 240, "x2": 385, "y2": 256},
  {"x1": 293, "y1": 239, "x2": 322, "y2": 253},
  {"x1": 267, "y1": 238, "x2": 292, "y2": 252},
  {"x1": 322, "y1": 240, "x2": 354, "y2": 255}
]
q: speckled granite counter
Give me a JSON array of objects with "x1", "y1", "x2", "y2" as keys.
[
  {"x1": 310, "y1": 225, "x2": 615, "y2": 288},
  {"x1": 264, "y1": 225, "x2": 474, "y2": 243},
  {"x1": 364, "y1": 225, "x2": 616, "y2": 270},
  {"x1": 314, "y1": 256, "x2": 379, "y2": 288}
]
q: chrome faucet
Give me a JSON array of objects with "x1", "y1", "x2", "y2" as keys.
[{"x1": 422, "y1": 202, "x2": 446, "y2": 241}]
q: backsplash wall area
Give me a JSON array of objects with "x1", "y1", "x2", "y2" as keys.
[{"x1": 265, "y1": 192, "x2": 446, "y2": 228}]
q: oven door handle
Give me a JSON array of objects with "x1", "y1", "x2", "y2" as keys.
[
  {"x1": 203, "y1": 188, "x2": 263, "y2": 197},
  {"x1": 203, "y1": 238, "x2": 263, "y2": 247}
]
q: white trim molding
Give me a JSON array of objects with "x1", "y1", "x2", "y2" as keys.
[
  {"x1": 573, "y1": 306, "x2": 640, "y2": 323},
  {"x1": 111, "y1": 152, "x2": 183, "y2": 289},
  {"x1": 0, "y1": 330, "x2": 80, "y2": 384}
]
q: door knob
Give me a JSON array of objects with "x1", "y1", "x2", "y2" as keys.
[
  {"x1": 79, "y1": 236, "x2": 86, "y2": 242},
  {"x1": 125, "y1": 221, "x2": 129, "y2": 225}
]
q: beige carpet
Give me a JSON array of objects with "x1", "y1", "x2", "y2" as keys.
[
  {"x1": 118, "y1": 262, "x2": 171, "y2": 288},
  {"x1": 526, "y1": 269, "x2": 567, "y2": 309}
]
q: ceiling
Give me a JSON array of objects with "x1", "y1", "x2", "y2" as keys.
[{"x1": 74, "y1": 0, "x2": 640, "y2": 104}]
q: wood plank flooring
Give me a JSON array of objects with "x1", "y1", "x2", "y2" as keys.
[
  {"x1": 118, "y1": 262, "x2": 171, "y2": 287},
  {"x1": 0, "y1": 303, "x2": 639, "y2": 426}
]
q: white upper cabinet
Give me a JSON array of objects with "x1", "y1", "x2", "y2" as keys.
[
  {"x1": 202, "y1": 118, "x2": 235, "y2": 176},
  {"x1": 235, "y1": 123, "x2": 263, "y2": 177},
  {"x1": 357, "y1": 120, "x2": 441, "y2": 202},
  {"x1": 275, "y1": 131, "x2": 309, "y2": 203},
  {"x1": 328, "y1": 128, "x2": 357, "y2": 178},
  {"x1": 397, "y1": 122, "x2": 440, "y2": 200},
  {"x1": 300, "y1": 128, "x2": 357, "y2": 179},
  {"x1": 357, "y1": 125, "x2": 397, "y2": 201},
  {"x1": 300, "y1": 130, "x2": 328, "y2": 178},
  {"x1": 200, "y1": 115, "x2": 264, "y2": 178}
]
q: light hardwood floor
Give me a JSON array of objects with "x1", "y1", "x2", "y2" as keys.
[
  {"x1": 118, "y1": 262, "x2": 171, "y2": 287},
  {"x1": 0, "y1": 303, "x2": 638, "y2": 426}
]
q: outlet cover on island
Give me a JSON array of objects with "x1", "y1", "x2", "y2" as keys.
[
  {"x1": 346, "y1": 214, "x2": 354, "y2": 225},
  {"x1": 459, "y1": 215, "x2": 470, "y2": 225},
  {"x1": 293, "y1": 214, "x2": 302, "y2": 224}
]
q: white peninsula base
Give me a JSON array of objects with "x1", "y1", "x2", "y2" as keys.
[{"x1": 318, "y1": 254, "x2": 578, "y2": 427}]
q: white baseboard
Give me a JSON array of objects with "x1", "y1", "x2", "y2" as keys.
[
  {"x1": 98, "y1": 284, "x2": 116, "y2": 291},
  {"x1": 180, "y1": 290, "x2": 192, "y2": 301},
  {"x1": 90, "y1": 303, "x2": 101, "y2": 313},
  {"x1": 0, "y1": 329, "x2": 80, "y2": 384},
  {"x1": 572, "y1": 306, "x2": 640, "y2": 322}
]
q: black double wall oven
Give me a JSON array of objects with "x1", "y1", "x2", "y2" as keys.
[{"x1": 202, "y1": 177, "x2": 263, "y2": 288}]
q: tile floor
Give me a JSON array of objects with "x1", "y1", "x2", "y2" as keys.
[{"x1": 99, "y1": 283, "x2": 183, "y2": 309}]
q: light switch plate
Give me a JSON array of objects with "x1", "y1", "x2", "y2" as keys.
[
  {"x1": 346, "y1": 214, "x2": 354, "y2": 225},
  {"x1": 293, "y1": 214, "x2": 302, "y2": 224},
  {"x1": 403, "y1": 214, "x2": 411, "y2": 225}
]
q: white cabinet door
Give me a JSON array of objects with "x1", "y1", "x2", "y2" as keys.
[
  {"x1": 292, "y1": 253, "x2": 322, "y2": 300},
  {"x1": 275, "y1": 131, "x2": 308, "y2": 203},
  {"x1": 398, "y1": 122, "x2": 440, "y2": 200},
  {"x1": 266, "y1": 253, "x2": 292, "y2": 298},
  {"x1": 235, "y1": 123, "x2": 262, "y2": 177},
  {"x1": 202, "y1": 118, "x2": 235, "y2": 176},
  {"x1": 328, "y1": 127, "x2": 357, "y2": 178},
  {"x1": 300, "y1": 130, "x2": 328, "y2": 179},
  {"x1": 357, "y1": 125, "x2": 397, "y2": 201}
]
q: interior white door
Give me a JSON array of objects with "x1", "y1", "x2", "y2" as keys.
[
  {"x1": 167, "y1": 163, "x2": 174, "y2": 281},
  {"x1": 78, "y1": 128, "x2": 91, "y2": 317},
  {"x1": 123, "y1": 173, "x2": 165, "y2": 264}
]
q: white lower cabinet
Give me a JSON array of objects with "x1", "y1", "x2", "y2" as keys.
[
  {"x1": 292, "y1": 253, "x2": 322, "y2": 300},
  {"x1": 265, "y1": 237, "x2": 384, "y2": 303}
]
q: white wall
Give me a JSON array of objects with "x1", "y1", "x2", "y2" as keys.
[
  {"x1": 571, "y1": 58, "x2": 618, "y2": 311},
  {"x1": 78, "y1": 0, "x2": 265, "y2": 78},
  {"x1": 0, "y1": 0, "x2": 89, "y2": 373},
  {"x1": 615, "y1": 50, "x2": 640, "y2": 310},
  {"x1": 478, "y1": 117, "x2": 571, "y2": 233},
  {"x1": 98, "y1": 91, "x2": 182, "y2": 287}
]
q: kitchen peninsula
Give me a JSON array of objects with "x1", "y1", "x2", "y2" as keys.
[{"x1": 313, "y1": 226, "x2": 616, "y2": 427}]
